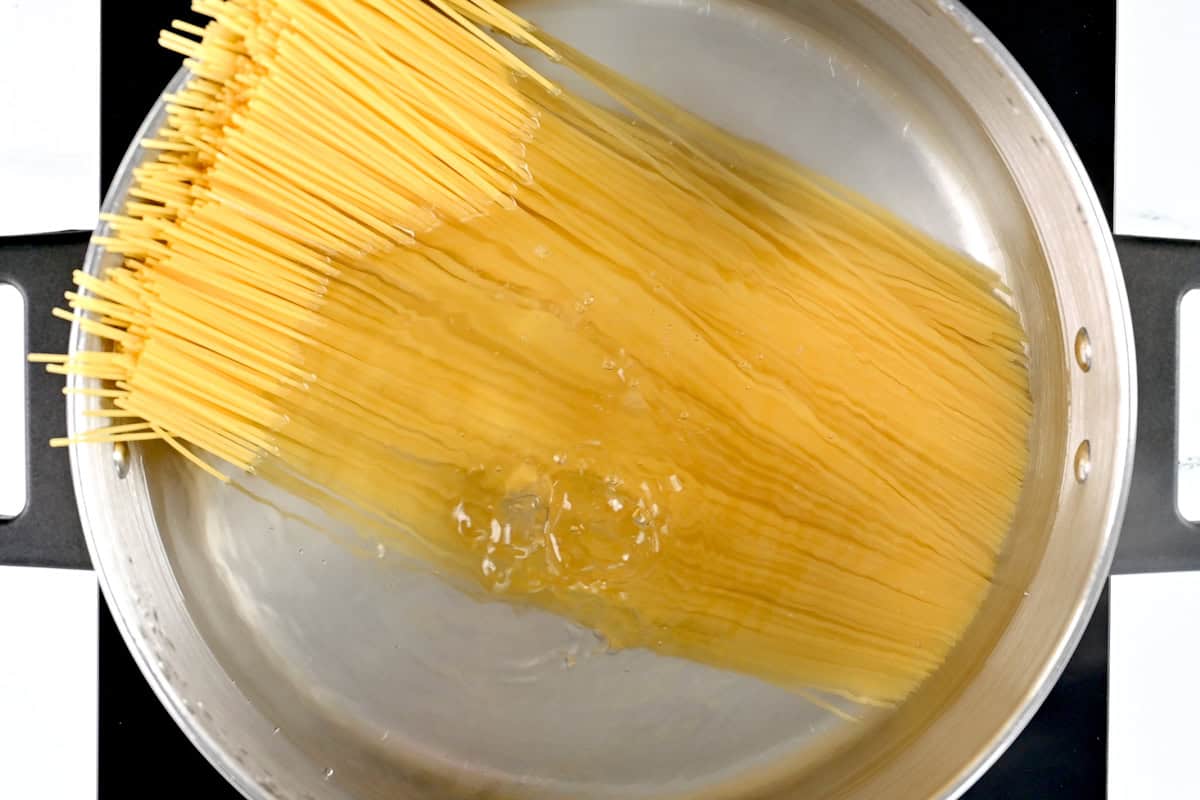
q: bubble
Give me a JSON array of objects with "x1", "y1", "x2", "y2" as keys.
[{"x1": 451, "y1": 501, "x2": 472, "y2": 532}]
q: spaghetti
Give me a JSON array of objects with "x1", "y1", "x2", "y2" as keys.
[{"x1": 37, "y1": 0, "x2": 1030, "y2": 705}]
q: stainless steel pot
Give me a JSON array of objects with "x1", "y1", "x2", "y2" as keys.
[{"x1": 68, "y1": 1, "x2": 1135, "y2": 798}]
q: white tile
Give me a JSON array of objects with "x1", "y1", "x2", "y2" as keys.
[
  {"x1": 1109, "y1": 572, "x2": 1200, "y2": 799},
  {"x1": 0, "y1": 284, "x2": 27, "y2": 519},
  {"x1": 1181, "y1": 289, "x2": 1199, "y2": 522},
  {"x1": 0, "y1": 0, "x2": 100, "y2": 235},
  {"x1": 1115, "y1": 0, "x2": 1200, "y2": 240},
  {"x1": 0, "y1": 566, "x2": 97, "y2": 800}
]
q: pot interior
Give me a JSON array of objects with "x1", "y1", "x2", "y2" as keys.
[{"x1": 73, "y1": 1, "x2": 1126, "y2": 799}]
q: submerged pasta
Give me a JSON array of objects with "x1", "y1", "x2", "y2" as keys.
[{"x1": 39, "y1": 0, "x2": 1029, "y2": 704}]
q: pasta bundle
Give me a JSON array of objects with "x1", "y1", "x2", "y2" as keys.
[{"x1": 37, "y1": 0, "x2": 1030, "y2": 705}]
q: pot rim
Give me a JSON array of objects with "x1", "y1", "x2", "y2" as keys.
[{"x1": 67, "y1": 3, "x2": 1136, "y2": 798}]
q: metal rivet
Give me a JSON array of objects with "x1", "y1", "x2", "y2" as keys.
[
  {"x1": 113, "y1": 441, "x2": 130, "y2": 479},
  {"x1": 1073, "y1": 440, "x2": 1091, "y2": 483},
  {"x1": 1074, "y1": 327, "x2": 1092, "y2": 372}
]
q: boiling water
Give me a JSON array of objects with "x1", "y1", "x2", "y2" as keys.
[{"x1": 146, "y1": 1, "x2": 1011, "y2": 797}]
